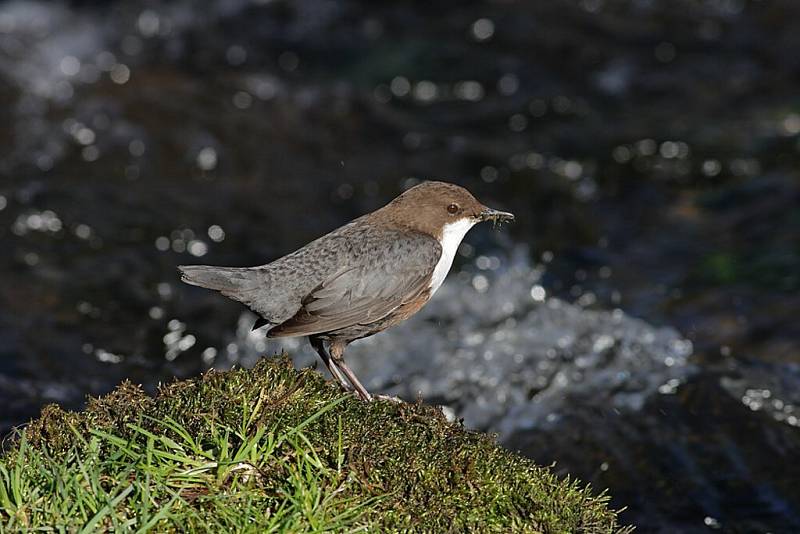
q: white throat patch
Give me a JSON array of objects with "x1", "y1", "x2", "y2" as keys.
[{"x1": 429, "y1": 217, "x2": 477, "y2": 294}]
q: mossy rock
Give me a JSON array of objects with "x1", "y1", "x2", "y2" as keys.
[{"x1": 2, "y1": 355, "x2": 630, "y2": 533}]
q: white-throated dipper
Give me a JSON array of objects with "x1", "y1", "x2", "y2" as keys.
[{"x1": 179, "y1": 181, "x2": 514, "y2": 401}]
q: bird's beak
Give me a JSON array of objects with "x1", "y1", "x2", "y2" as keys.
[{"x1": 477, "y1": 207, "x2": 515, "y2": 224}]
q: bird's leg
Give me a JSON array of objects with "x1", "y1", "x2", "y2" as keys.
[
  {"x1": 329, "y1": 340, "x2": 372, "y2": 401},
  {"x1": 308, "y1": 336, "x2": 352, "y2": 392}
]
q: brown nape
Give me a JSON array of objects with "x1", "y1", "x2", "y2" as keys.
[{"x1": 370, "y1": 181, "x2": 487, "y2": 238}]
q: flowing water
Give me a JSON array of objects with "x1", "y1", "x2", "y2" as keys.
[{"x1": 1, "y1": 1, "x2": 799, "y2": 531}]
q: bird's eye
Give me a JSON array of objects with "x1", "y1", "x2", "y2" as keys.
[{"x1": 447, "y1": 203, "x2": 459, "y2": 214}]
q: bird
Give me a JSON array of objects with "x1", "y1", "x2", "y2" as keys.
[{"x1": 178, "y1": 181, "x2": 514, "y2": 401}]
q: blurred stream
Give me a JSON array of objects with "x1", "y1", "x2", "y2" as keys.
[{"x1": 1, "y1": 1, "x2": 799, "y2": 531}]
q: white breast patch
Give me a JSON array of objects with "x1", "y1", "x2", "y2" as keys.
[{"x1": 429, "y1": 218, "x2": 477, "y2": 294}]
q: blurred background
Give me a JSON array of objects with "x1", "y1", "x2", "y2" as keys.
[{"x1": 1, "y1": 0, "x2": 799, "y2": 531}]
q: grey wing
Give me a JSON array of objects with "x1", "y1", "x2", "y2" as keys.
[{"x1": 267, "y1": 232, "x2": 441, "y2": 338}]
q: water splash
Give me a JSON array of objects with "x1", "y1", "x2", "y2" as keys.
[{"x1": 721, "y1": 362, "x2": 800, "y2": 428}]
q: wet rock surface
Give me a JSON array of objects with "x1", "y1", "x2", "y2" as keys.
[{"x1": 1, "y1": 0, "x2": 799, "y2": 531}]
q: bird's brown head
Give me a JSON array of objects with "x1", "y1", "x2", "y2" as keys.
[{"x1": 376, "y1": 181, "x2": 514, "y2": 239}]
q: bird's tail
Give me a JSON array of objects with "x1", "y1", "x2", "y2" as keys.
[
  {"x1": 179, "y1": 265, "x2": 273, "y2": 330},
  {"x1": 178, "y1": 265, "x2": 258, "y2": 293}
]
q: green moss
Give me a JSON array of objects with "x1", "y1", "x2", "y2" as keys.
[{"x1": 2, "y1": 355, "x2": 630, "y2": 533}]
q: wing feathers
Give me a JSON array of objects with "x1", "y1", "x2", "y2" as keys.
[{"x1": 268, "y1": 233, "x2": 440, "y2": 338}]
